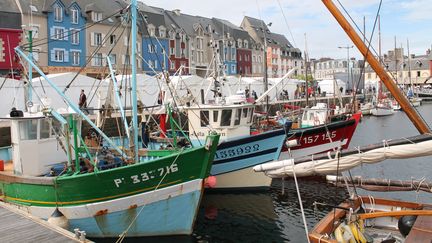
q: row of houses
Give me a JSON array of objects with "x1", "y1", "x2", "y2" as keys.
[
  {"x1": 364, "y1": 48, "x2": 432, "y2": 85},
  {"x1": 0, "y1": 0, "x2": 305, "y2": 79},
  {"x1": 312, "y1": 48, "x2": 432, "y2": 92}
]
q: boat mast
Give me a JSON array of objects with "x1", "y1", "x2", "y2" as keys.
[
  {"x1": 322, "y1": 0, "x2": 431, "y2": 134},
  {"x1": 378, "y1": 14, "x2": 382, "y2": 100},
  {"x1": 131, "y1": 0, "x2": 139, "y2": 162},
  {"x1": 262, "y1": 23, "x2": 269, "y2": 113},
  {"x1": 304, "y1": 33, "x2": 309, "y2": 107},
  {"x1": 394, "y1": 36, "x2": 398, "y2": 85},
  {"x1": 407, "y1": 39, "x2": 412, "y2": 88}
]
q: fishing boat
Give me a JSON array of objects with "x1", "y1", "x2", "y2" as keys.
[
  {"x1": 0, "y1": 0, "x2": 221, "y2": 238},
  {"x1": 309, "y1": 196, "x2": 432, "y2": 243},
  {"x1": 284, "y1": 112, "x2": 360, "y2": 159},
  {"x1": 182, "y1": 97, "x2": 288, "y2": 190},
  {"x1": 0, "y1": 109, "x2": 219, "y2": 238},
  {"x1": 178, "y1": 73, "x2": 360, "y2": 189}
]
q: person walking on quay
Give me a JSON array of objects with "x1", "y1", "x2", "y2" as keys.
[{"x1": 79, "y1": 89, "x2": 88, "y2": 113}]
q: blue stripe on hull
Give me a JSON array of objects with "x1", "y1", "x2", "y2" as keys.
[
  {"x1": 192, "y1": 133, "x2": 286, "y2": 176},
  {"x1": 68, "y1": 190, "x2": 201, "y2": 237}
]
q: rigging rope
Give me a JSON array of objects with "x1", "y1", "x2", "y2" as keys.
[{"x1": 116, "y1": 148, "x2": 185, "y2": 242}]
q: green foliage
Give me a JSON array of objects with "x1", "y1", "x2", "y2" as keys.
[{"x1": 294, "y1": 74, "x2": 314, "y2": 81}]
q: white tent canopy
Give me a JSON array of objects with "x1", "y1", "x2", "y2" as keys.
[{"x1": 318, "y1": 79, "x2": 346, "y2": 96}]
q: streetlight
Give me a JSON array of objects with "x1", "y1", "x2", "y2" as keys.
[{"x1": 338, "y1": 45, "x2": 354, "y2": 91}]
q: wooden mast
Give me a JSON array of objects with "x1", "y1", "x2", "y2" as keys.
[{"x1": 321, "y1": 0, "x2": 430, "y2": 134}]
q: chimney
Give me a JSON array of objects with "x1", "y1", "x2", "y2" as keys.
[{"x1": 173, "y1": 9, "x2": 181, "y2": 16}]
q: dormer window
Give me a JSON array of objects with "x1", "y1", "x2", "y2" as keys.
[
  {"x1": 237, "y1": 39, "x2": 242, "y2": 48},
  {"x1": 147, "y1": 25, "x2": 155, "y2": 37},
  {"x1": 30, "y1": 5, "x2": 38, "y2": 12},
  {"x1": 244, "y1": 40, "x2": 248, "y2": 49},
  {"x1": 169, "y1": 30, "x2": 175, "y2": 40},
  {"x1": 159, "y1": 26, "x2": 166, "y2": 38},
  {"x1": 54, "y1": 5, "x2": 63, "y2": 22},
  {"x1": 92, "y1": 12, "x2": 103, "y2": 22},
  {"x1": 71, "y1": 8, "x2": 78, "y2": 24}
]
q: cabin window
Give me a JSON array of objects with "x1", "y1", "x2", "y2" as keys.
[
  {"x1": 51, "y1": 120, "x2": 61, "y2": 136},
  {"x1": 248, "y1": 108, "x2": 254, "y2": 123},
  {"x1": 19, "y1": 120, "x2": 38, "y2": 140},
  {"x1": 242, "y1": 108, "x2": 248, "y2": 118},
  {"x1": 221, "y1": 109, "x2": 232, "y2": 126},
  {"x1": 234, "y1": 109, "x2": 241, "y2": 125},
  {"x1": 213, "y1": 111, "x2": 218, "y2": 123},
  {"x1": 200, "y1": 110, "x2": 209, "y2": 127},
  {"x1": 40, "y1": 119, "x2": 51, "y2": 139}
]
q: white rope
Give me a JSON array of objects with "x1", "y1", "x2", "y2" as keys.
[
  {"x1": 116, "y1": 148, "x2": 185, "y2": 242},
  {"x1": 290, "y1": 157, "x2": 311, "y2": 243}
]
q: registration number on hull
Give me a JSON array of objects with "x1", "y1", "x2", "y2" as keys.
[
  {"x1": 113, "y1": 163, "x2": 179, "y2": 188},
  {"x1": 214, "y1": 144, "x2": 260, "y2": 160}
]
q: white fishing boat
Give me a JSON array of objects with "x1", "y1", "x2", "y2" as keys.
[
  {"x1": 371, "y1": 100, "x2": 394, "y2": 116},
  {"x1": 360, "y1": 102, "x2": 373, "y2": 115}
]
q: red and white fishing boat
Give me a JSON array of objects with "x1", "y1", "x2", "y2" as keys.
[{"x1": 284, "y1": 112, "x2": 361, "y2": 158}]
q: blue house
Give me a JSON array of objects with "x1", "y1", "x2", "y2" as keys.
[
  {"x1": 142, "y1": 36, "x2": 169, "y2": 74},
  {"x1": 223, "y1": 45, "x2": 237, "y2": 75},
  {"x1": 47, "y1": 0, "x2": 86, "y2": 67}
]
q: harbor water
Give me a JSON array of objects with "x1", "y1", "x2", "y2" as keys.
[{"x1": 99, "y1": 103, "x2": 432, "y2": 243}]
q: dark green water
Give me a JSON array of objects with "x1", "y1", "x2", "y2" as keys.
[{"x1": 101, "y1": 103, "x2": 432, "y2": 243}]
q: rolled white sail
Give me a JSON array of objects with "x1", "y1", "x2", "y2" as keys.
[{"x1": 261, "y1": 139, "x2": 432, "y2": 178}]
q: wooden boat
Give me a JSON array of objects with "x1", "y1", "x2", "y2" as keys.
[
  {"x1": 308, "y1": 1, "x2": 432, "y2": 242},
  {"x1": 309, "y1": 196, "x2": 432, "y2": 243}
]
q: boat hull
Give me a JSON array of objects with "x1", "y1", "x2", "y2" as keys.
[
  {"x1": 21, "y1": 180, "x2": 203, "y2": 237},
  {"x1": 193, "y1": 129, "x2": 286, "y2": 189},
  {"x1": 371, "y1": 107, "x2": 394, "y2": 116},
  {"x1": 0, "y1": 135, "x2": 220, "y2": 237},
  {"x1": 212, "y1": 166, "x2": 272, "y2": 190},
  {"x1": 210, "y1": 129, "x2": 285, "y2": 189},
  {"x1": 284, "y1": 113, "x2": 361, "y2": 158}
]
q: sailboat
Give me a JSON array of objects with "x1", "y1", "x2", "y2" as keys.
[
  {"x1": 371, "y1": 14, "x2": 394, "y2": 116},
  {"x1": 406, "y1": 39, "x2": 422, "y2": 107},
  {"x1": 0, "y1": 0, "x2": 220, "y2": 238},
  {"x1": 307, "y1": 1, "x2": 432, "y2": 242}
]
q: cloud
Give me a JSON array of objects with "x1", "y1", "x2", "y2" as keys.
[
  {"x1": 399, "y1": 0, "x2": 432, "y2": 21},
  {"x1": 140, "y1": 0, "x2": 431, "y2": 59}
]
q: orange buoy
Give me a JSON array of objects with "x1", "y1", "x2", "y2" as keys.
[{"x1": 204, "y1": 176, "x2": 217, "y2": 188}]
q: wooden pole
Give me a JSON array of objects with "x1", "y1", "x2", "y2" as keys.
[{"x1": 321, "y1": 0, "x2": 431, "y2": 134}]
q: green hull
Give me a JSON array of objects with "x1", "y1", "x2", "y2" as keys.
[{"x1": 0, "y1": 135, "x2": 219, "y2": 207}]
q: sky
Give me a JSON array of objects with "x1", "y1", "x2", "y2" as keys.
[{"x1": 142, "y1": 0, "x2": 432, "y2": 60}]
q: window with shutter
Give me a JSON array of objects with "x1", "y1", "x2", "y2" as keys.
[
  {"x1": 90, "y1": 32, "x2": 95, "y2": 46},
  {"x1": 64, "y1": 51, "x2": 69, "y2": 62}
]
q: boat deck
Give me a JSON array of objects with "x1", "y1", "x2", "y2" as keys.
[
  {"x1": 0, "y1": 202, "x2": 88, "y2": 242},
  {"x1": 406, "y1": 205, "x2": 432, "y2": 243}
]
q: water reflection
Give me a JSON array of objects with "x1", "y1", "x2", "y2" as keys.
[{"x1": 95, "y1": 104, "x2": 432, "y2": 242}]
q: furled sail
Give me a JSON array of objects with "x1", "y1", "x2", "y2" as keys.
[{"x1": 254, "y1": 134, "x2": 432, "y2": 178}]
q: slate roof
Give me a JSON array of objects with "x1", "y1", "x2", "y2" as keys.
[
  {"x1": 14, "y1": 0, "x2": 48, "y2": 16},
  {"x1": 0, "y1": 0, "x2": 22, "y2": 29},
  {"x1": 0, "y1": 0, "x2": 21, "y2": 14},
  {"x1": 163, "y1": 10, "x2": 219, "y2": 38},
  {"x1": 365, "y1": 56, "x2": 430, "y2": 72},
  {"x1": 243, "y1": 15, "x2": 295, "y2": 52}
]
